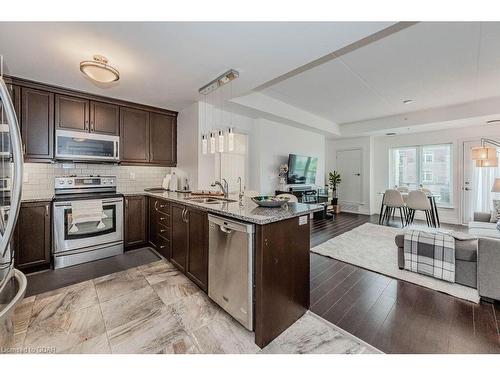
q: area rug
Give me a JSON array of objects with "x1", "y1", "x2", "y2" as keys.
[{"x1": 311, "y1": 223, "x2": 480, "y2": 303}]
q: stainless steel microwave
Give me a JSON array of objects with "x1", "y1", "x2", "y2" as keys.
[{"x1": 55, "y1": 130, "x2": 119, "y2": 162}]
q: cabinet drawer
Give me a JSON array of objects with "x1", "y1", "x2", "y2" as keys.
[
  {"x1": 155, "y1": 210, "x2": 171, "y2": 227},
  {"x1": 156, "y1": 236, "x2": 171, "y2": 259},
  {"x1": 157, "y1": 222, "x2": 170, "y2": 240},
  {"x1": 153, "y1": 199, "x2": 170, "y2": 215}
]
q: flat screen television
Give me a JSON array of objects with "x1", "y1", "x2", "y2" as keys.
[{"x1": 287, "y1": 154, "x2": 318, "y2": 185}]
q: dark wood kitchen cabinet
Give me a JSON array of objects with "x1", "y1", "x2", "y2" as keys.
[
  {"x1": 185, "y1": 208, "x2": 208, "y2": 291},
  {"x1": 55, "y1": 94, "x2": 90, "y2": 132},
  {"x1": 124, "y1": 195, "x2": 147, "y2": 248},
  {"x1": 148, "y1": 197, "x2": 171, "y2": 258},
  {"x1": 6, "y1": 84, "x2": 21, "y2": 120},
  {"x1": 90, "y1": 101, "x2": 120, "y2": 135},
  {"x1": 14, "y1": 201, "x2": 51, "y2": 270},
  {"x1": 170, "y1": 203, "x2": 208, "y2": 291},
  {"x1": 149, "y1": 112, "x2": 176, "y2": 166},
  {"x1": 120, "y1": 107, "x2": 150, "y2": 163},
  {"x1": 56, "y1": 95, "x2": 119, "y2": 135},
  {"x1": 171, "y1": 203, "x2": 188, "y2": 272},
  {"x1": 21, "y1": 87, "x2": 54, "y2": 161}
]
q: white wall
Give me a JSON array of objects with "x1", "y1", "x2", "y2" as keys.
[
  {"x1": 325, "y1": 136, "x2": 372, "y2": 215},
  {"x1": 371, "y1": 124, "x2": 500, "y2": 224},
  {"x1": 177, "y1": 102, "x2": 327, "y2": 195},
  {"x1": 256, "y1": 118, "x2": 326, "y2": 195}
]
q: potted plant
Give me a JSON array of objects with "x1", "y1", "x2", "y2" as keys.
[{"x1": 328, "y1": 171, "x2": 341, "y2": 206}]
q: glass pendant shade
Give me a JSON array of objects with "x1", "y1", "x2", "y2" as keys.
[
  {"x1": 218, "y1": 130, "x2": 224, "y2": 153},
  {"x1": 80, "y1": 55, "x2": 119, "y2": 83},
  {"x1": 210, "y1": 132, "x2": 216, "y2": 154},
  {"x1": 201, "y1": 134, "x2": 208, "y2": 155},
  {"x1": 471, "y1": 146, "x2": 497, "y2": 160},
  {"x1": 228, "y1": 128, "x2": 234, "y2": 152},
  {"x1": 476, "y1": 157, "x2": 498, "y2": 167}
]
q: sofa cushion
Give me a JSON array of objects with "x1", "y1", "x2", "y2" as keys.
[
  {"x1": 468, "y1": 221, "x2": 500, "y2": 239},
  {"x1": 394, "y1": 233, "x2": 477, "y2": 262},
  {"x1": 490, "y1": 200, "x2": 500, "y2": 222}
]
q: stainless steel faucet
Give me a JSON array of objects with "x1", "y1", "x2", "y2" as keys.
[
  {"x1": 237, "y1": 177, "x2": 243, "y2": 201},
  {"x1": 211, "y1": 178, "x2": 229, "y2": 198}
]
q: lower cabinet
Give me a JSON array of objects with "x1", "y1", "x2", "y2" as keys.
[
  {"x1": 148, "y1": 197, "x2": 171, "y2": 258},
  {"x1": 14, "y1": 201, "x2": 51, "y2": 270},
  {"x1": 124, "y1": 195, "x2": 147, "y2": 248},
  {"x1": 170, "y1": 202, "x2": 208, "y2": 292}
]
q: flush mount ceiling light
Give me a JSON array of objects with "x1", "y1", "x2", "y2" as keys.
[
  {"x1": 403, "y1": 99, "x2": 413, "y2": 104},
  {"x1": 80, "y1": 55, "x2": 119, "y2": 83}
]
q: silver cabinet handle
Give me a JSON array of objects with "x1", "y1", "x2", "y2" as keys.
[
  {"x1": 154, "y1": 200, "x2": 159, "y2": 211},
  {"x1": 45, "y1": 204, "x2": 49, "y2": 216}
]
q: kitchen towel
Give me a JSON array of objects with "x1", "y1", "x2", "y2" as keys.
[{"x1": 69, "y1": 200, "x2": 107, "y2": 233}]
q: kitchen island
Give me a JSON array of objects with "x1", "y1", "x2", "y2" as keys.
[{"x1": 125, "y1": 191, "x2": 322, "y2": 348}]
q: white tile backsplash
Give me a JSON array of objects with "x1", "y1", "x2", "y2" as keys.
[{"x1": 22, "y1": 163, "x2": 171, "y2": 200}]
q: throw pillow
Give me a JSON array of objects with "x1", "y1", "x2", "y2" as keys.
[{"x1": 490, "y1": 200, "x2": 500, "y2": 222}]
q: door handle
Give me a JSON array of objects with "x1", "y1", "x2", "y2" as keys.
[
  {"x1": 220, "y1": 225, "x2": 232, "y2": 234},
  {"x1": 45, "y1": 204, "x2": 49, "y2": 216},
  {"x1": 154, "y1": 201, "x2": 159, "y2": 211}
]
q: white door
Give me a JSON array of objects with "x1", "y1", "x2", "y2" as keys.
[
  {"x1": 336, "y1": 149, "x2": 363, "y2": 205},
  {"x1": 462, "y1": 140, "x2": 500, "y2": 223}
]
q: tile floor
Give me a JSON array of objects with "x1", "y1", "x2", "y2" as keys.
[{"x1": 4, "y1": 259, "x2": 380, "y2": 354}]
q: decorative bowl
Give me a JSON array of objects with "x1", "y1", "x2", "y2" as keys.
[{"x1": 251, "y1": 195, "x2": 290, "y2": 207}]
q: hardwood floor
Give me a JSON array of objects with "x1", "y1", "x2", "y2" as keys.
[{"x1": 310, "y1": 213, "x2": 500, "y2": 354}]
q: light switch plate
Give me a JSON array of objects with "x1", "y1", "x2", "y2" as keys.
[{"x1": 129, "y1": 172, "x2": 136, "y2": 181}]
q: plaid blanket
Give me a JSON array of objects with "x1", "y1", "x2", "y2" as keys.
[{"x1": 403, "y1": 229, "x2": 455, "y2": 283}]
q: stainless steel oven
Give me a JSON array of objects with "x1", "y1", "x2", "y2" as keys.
[
  {"x1": 55, "y1": 129, "x2": 119, "y2": 162},
  {"x1": 52, "y1": 176, "x2": 123, "y2": 269}
]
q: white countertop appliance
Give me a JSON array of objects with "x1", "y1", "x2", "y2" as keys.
[{"x1": 52, "y1": 175, "x2": 123, "y2": 269}]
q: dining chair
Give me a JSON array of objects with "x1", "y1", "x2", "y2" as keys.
[
  {"x1": 406, "y1": 190, "x2": 434, "y2": 227},
  {"x1": 276, "y1": 193, "x2": 298, "y2": 202},
  {"x1": 419, "y1": 187, "x2": 432, "y2": 195},
  {"x1": 396, "y1": 186, "x2": 409, "y2": 193},
  {"x1": 380, "y1": 189, "x2": 406, "y2": 227}
]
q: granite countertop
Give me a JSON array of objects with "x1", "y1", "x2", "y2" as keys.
[{"x1": 124, "y1": 190, "x2": 323, "y2": 225}]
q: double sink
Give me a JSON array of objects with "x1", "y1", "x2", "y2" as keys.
[{"x1": 183, "y1": 196, "x2": 237, "y2": 204}]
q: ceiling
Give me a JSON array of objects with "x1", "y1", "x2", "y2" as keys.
[
  {"x1": 261, "y1": 22, "x2": 500, "y2": 126},
  {"x1": 0, "y1": 22, "x2": 392, "y2": 111}
]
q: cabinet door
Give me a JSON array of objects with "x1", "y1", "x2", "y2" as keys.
[
  {"x1": 90, "y1": 101, "x2": 119, "y2": 135},
  {"x1": 120, "y1": 107, "x2": 150, "y2": 163},
  {"x1": 124, "y1": 195, "x2": 147, "y2": 248},
  {"x1": 14, "y1": 201, "x2": 51, "y2": 269},
  {"x1": 6, "y1": 84, "x2": 21, "y2": 121},
  {"x1": 186, "y1": 208, "x2": 208, "y2": 292},
  {"x1": 171, "y1": 204, "x2": 188, "y2": 271},
  {"x1": 21, "y1": 87, "x2": 54, "y2": 160},
  {"x1": 55, "y1": 94, "x2": 90, "y2": 132},
  {"x1": 149, "y1": 112, "x2": 176, "y2": 166}
]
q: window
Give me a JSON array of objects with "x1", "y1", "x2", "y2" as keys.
[
  {"x1": 389, "y1": 144, "x2": 453, "y2": 207},
  {"x1": 423, "y1": 170, "x2": 433, "y2": 182},
  {"x1": 423, "y1": 151, "x2": 434, "y2": 163}
]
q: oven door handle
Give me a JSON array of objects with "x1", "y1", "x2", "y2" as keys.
[{"x1": 53, "y1": 198, "x2": 123, "y2": 207}]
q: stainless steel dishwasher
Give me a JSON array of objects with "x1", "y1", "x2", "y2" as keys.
[{"x1": 208, "y1": 214, "x2": 254, "y2": 331}]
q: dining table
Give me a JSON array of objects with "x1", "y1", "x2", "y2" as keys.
[{"x1": 378, "y1": 191, "x2": 441, "y2": 227}]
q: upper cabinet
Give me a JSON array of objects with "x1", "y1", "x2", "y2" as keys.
[
  {"x1": 6, "y1": 76, "x2": 177, "y2": 165},
  {"x1": 56, "y1": 94, "x2": 119, "y2": 136},
  {"x1": 55, "y1": 94, "x2": 89, "y2": 132},
  {"x1": 120, "y1": 107, "x2": 150, "y2": 163},
  {"x1": 150, "y1": 112, "x2": 176, "y2": 166},
  {"x1": 90, "y1": 101, "x2": 120, "y2": 135},
  {"x1": 21, "y1": 87, "x2": 54, "y2": 161},
  {"x1": 121, "y1": 109, "x2": 177, "y2": 166}
]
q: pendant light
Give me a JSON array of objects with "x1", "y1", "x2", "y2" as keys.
[
  {"x1": 198, "y1": 69, "x2": 239, "y2": 156},
  {"x1": 201, "y1": 95, "x2": 208, "y2": 155},
  {"x1": 228, "y1": 80, "x2": 235, "y2": 152}
]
